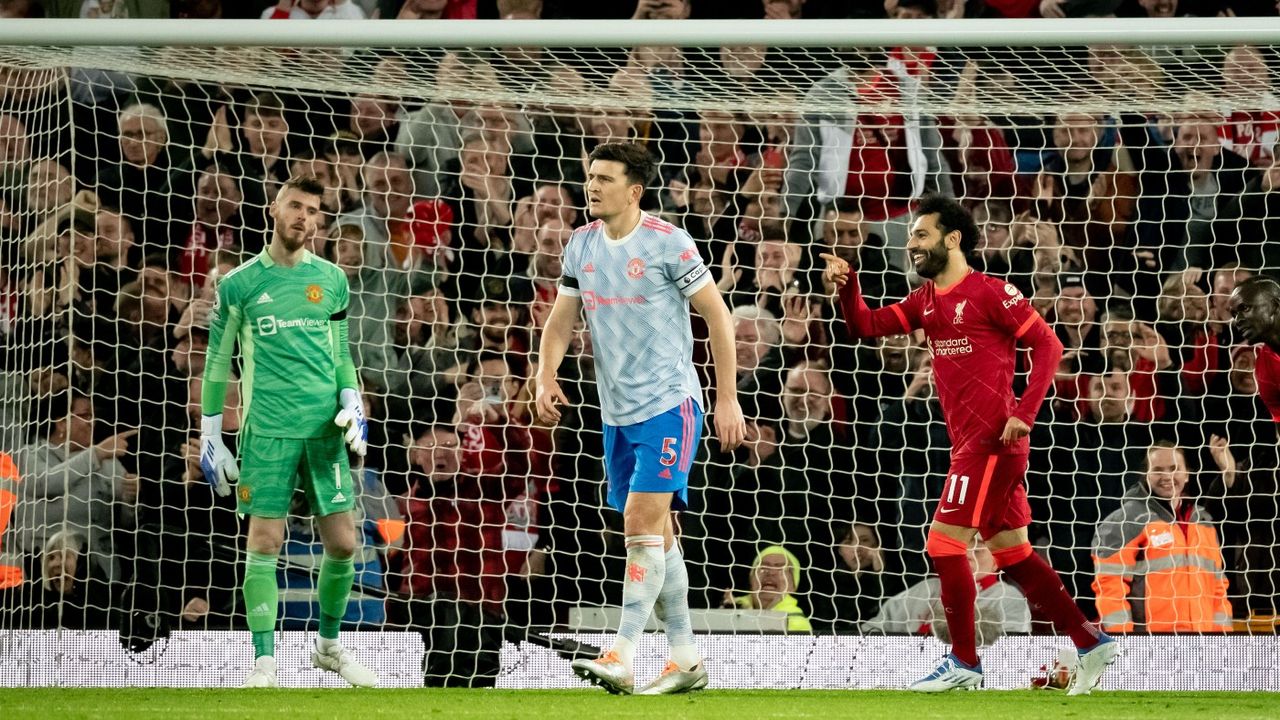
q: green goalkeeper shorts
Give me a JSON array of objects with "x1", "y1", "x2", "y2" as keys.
[{"x1": 236, "y1": 428, "x2": 355, "y2": 518}]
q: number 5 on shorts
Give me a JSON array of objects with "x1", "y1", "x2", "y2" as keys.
[
  {"x1": 945, "y1": 473, "x2": 970, "y2": 505},
  {"x1": 660, "y1": 437, "x2": 678, "y2": 467}
]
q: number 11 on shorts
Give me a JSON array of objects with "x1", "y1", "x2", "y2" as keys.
[{"x1": 945, "y1": 473, "x2": 970, "y2": 505}]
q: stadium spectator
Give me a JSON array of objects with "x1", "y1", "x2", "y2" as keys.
[
  {"x1": 6, "y1": 530, "x2": 112, "y2": 630},
  {"x1": 528, "y1": 217, "x2": 572, "y2": 331},
  {"x1": 685, "y1": 401, "x2": 784, "y2": 608},
  {"x1": 128, "y1": 373, "x2": 242, "y2": 630},
  {"x1": 397, "y1": 97, "x2": 535, "y2": 200},
  {"x1": 726, "y1": 545, "x2": 812, "y2": 633},
  {"x1": 23, "y1": 158, "x2": 74, "y2": 223},
  {"x1": 808, "y1": 522, "x2": 906, "y2": 630},
  {"x1": 395, "y1": 422, "x2": 507, "y2": 616},
  {"x1": 1050, "y1": 273, "x2": 1104, "y2": 417},
  {"x1": 262, "y1": 0, "x2": 367, "y2": 19},
  {"x1": 1038, "y1": 368, "x2": 1151, "y2": 605},
  {"x1": 785, "y1": 51, "x2": 952, "y2": 272},
  {"x1": 939, "y1": 105, "x2": 1018, "y2": 206},
  {"x1": 1100, "y1": 306, "x2": 1173, "y2": 424},
  {"x1": 177, "y1": 165, "x2": 244, "y2": 287},
  {"x1": 1036, "y1": 112, "x2": 1138, "y2": 278},
  {"x1": 0, "y1": 113, "x2": 30, "y2": 178},
  {"x1": 1205, "y1": 345, "x2": 1280, "y2": 618},
  {"x1": 818, "y1": 199, "x2": 909, "y2": 308},
  {"x1": 1093, "y1": 440, "x2": 1234, "y2": 633},
  {"x1": 773, "y1": 360, "x2": 850, "y2": 557},
  {"x1": 1218, "y1": 45, "x2": 1280, "y2": 168},
  {"x1": 731, "y1": 304, "x2": 785, "y2": 400},
  {"x1": 1122, "y1": 110, "x2": 1256, "y2": 296},
  {"x1": 860, "y1": 541, "x2": 1031, "y2": 644},
  {"x1": 96, "y1": 102, "x2": 182, "y2": 251},
  {"x1": 10, "y1": 387, "x2": 137, "y2": 584},
  {"x1": 337, "y1": 150, "x2": 415, "y2": 269}
]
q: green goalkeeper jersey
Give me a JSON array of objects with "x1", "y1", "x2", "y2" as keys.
[{"x1": 202, "y1": 249, "x2": 359, "y2": 439}]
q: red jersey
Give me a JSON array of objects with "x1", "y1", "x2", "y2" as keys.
[
  {"x1": 839, "y1": 268, "x2": 1063, "y2": 456},
  {"x1": 1254, "y1": 344, "x2": 1280, "y2": 422}
]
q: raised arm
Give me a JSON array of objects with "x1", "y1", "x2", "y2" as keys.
[{"x1": 821, "y1": 252, "x2": 917, "y2": 340}]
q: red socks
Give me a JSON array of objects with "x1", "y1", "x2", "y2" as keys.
[
  {"x1": 995, "y1": 544, "x2": 1102, "y2": 649},
  {"x1": 926, "y1": 531, "x2": 979, "y2": 667}
]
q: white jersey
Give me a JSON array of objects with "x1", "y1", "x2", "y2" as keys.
[{"x1": 558, "y1": 213, "x2": 712, "y2": 426}]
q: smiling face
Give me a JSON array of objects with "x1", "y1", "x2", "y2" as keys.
[
  {"x1": 1145, "y1": 445, "x2": 1189, "y2": 500},
  {"x1": 906, "y1": 212, "x2": 956, "y2": 280}
]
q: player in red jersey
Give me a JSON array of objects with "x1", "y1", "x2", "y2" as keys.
[
  {"x1": 1230, "y1": 276, "x2": 1280, "y2": 421},
  {"x1": 823, "y1": 194, "x2": 1116, "y2": 694}
]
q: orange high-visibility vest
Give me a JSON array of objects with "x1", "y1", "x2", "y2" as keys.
[
  {"x1": 1093, "y1": 486, "x2": 1232, "y2": 633},
  {"x1": 0, "y1": 451, "x2": 21, "y2": 589}
]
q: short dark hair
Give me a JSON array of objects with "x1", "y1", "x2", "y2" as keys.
[
  {"x1": 830, "y1": 198, "x2": 863, "y2": 217},
  {"x1": 247, "y1": 91, "x2": 285, "y2": 118},
  {"x1": 30, "y1": 386, "x2": 88, "y2": 442},
  {"x1": 281, "y1": 175, "x2": 326, "y2": 200},
  {"x1": 587, "y1": 142, "x2": 657, "y2": 188},
  {"x1": 916, "y1": 193, "x2": 980, "y2": 257}
]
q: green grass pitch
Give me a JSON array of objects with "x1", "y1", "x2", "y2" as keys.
[{"x1": 3, "y1": 689, "x2": 1278, "y2": 719}]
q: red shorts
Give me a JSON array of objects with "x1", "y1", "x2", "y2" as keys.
[{"x1": 933, "y1": 452, "x2": 1031, "y2": 536}]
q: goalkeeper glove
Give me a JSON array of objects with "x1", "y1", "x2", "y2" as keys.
[
  {"x1": 200, "y1": 414, "x2": 239, "y2": 497},
  {"x1": 334, "y1": 388, "x2": 368, "y2": 457}
]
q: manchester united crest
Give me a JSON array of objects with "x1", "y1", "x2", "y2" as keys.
[
  {"x1": 626, "y1": 258, "x2": 645, "y2": 280},
  {"x1": 238, "y1": 485, "x2": 251, "y2": 502},
  {"x1": 306, "y1": 284, "x2": 323, "y2": 303}
]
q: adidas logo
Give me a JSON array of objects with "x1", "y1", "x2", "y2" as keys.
[
  {"x1": 331, "y1": 492, "x2": 346, "y2": 502},
  {"x1": 658, "y1": 468, "x2": 673, "y2": 480},
  {"x1": 256, "y1": 292, "x2": 273, "y2": 304},
  {"x1": 248, "y1": 602, "x2": 272, "y2": 616}
]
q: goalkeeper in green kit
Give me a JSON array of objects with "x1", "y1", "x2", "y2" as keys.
[{"x1": 201, "y1": 176, "x2": 376, "y2": 688}]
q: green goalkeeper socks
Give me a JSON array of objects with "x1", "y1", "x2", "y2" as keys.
[
  {"x1": 317, "y1": 553, "x2": 355, "y2": 640},
  {"x1": 243, "y1": 551, "x2": 279, "y2": 659}
]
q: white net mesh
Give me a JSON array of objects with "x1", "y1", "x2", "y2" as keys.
[{"x1": 2, "y1": 26, "x2": 1280, "y2": 688}]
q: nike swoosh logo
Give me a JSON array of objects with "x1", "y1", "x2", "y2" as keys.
[
  {"x1": 923, "y1": 309, "x2": 934, "y2": 316},
  {"x1": 938, "y1": 507, "x2": 959, "y2": 513}
]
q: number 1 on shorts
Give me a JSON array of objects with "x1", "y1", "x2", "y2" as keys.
[{"x1": 945, "y1": 473, "x2": 970, "y2": 505}]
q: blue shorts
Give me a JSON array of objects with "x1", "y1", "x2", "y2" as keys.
[{"x1": 602, "y1": 397, "x2": 703, "y2": 512}]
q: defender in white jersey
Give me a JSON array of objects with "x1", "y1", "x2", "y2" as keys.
[{"x1": 537, "y1": 142, "x2": 745, "y2": 695}]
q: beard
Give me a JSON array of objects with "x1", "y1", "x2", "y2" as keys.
[
  {"x1": 278, "y1": 226, "x2": 308, "y2": 252},
  {"x1": 915, "y1": 241, "x2": 951, "y2": 280}
]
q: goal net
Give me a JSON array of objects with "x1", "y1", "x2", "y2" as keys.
[{"x1": 1, "y1": 18, "x2": 1279, "y2": 689}]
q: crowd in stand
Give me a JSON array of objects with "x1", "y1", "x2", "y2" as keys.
[{"x1": 2, "y1": 0, "x2": 1280, "y2": 651}]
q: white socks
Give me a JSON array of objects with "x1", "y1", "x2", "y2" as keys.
[
  {"x1": 612, "y1": 535, "x2": 666, "y2": 669},
  {"x1": 658, "y1": 545, "x2": 700, "y2": 671}
]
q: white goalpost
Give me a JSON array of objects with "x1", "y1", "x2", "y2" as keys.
[{"x1": 1, "y1": 17, "x2": 1280, "y2": 690}]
